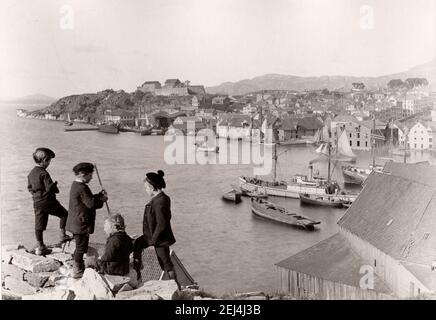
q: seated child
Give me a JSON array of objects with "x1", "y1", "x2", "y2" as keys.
[{"x1": 97, "y1": 214, "x2": 133, "y2": 276}]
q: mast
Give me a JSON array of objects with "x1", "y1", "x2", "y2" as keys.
[
  {"x1": 404, "y1": 128, "x2": 408, "y2": 164},
  {"x1": 273, "y1": 140, "x2": 277, "y2": 182},
  {"x1": 372, "y1": 116, "x2": 376, "y2": 168},
  {"x1": 327, "y1": 142, "x2": 331, "y2": 183}
]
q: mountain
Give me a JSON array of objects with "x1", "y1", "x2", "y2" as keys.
[
  {"x1": 1, "y1": 94, "x2": 58, "y2": 104},
  {"x1": 206, "y1": 58, "x2": 436, "y2": 95}
]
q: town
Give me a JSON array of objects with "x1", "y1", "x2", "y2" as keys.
[{"x1": 17, "y1": 77, "x2": 436, "y2": 153}]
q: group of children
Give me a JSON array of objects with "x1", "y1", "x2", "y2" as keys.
[{"x1": 27, "y1": 147, "x2": 170, "y2": 282}]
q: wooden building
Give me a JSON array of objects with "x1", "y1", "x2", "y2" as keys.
[{"x1": 276, "y1": 161, "x2": 436, "y2": 299}]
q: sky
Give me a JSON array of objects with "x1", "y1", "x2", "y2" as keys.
[{"x1": 0, "y1": 0, "x2": 435, "y2": 98}]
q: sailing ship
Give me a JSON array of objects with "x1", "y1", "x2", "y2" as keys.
[
  {"x1": 341, "y1": 118, "x2": 386, "y2": 185},
  {"x1": 239, "y1": 140, "x2": 343, "y2": 199},
  {"x1": 240, "y1": 184, "x2": 268, "y2": 198},
  {"x1": 64, "y1": 113, "x2": 73, "y2": 126},
  {"x1": 250, "y1": 198, "x2": 320, "y2": 230},
  {"x1": 314, "y1": 129, "x2": 357, "y2": 163}
]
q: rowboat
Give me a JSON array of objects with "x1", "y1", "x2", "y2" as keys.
[
  {"x1": 299, "y1": 193, "x2": 344, "y2": 208},
  {"x1": 250, "y1": 198, "x2": 320, "y2": 230},
  {"x1": 222, "y1": 189, "x2": 242, "y2": 204}
]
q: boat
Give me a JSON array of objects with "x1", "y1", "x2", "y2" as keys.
[
  {"x1": 240, "y1": 185, "x2": 268, "y2": 198},
  {"x1": 278, "y1": 139, "x2": 307, "y2": 146},
  {"x1": 250, "y1": 198, "x2": 320, "y2": 230},
  {"x1": 314, "y1": 129, "x2": 357, "y2": 163},
  {"x1": 140, "y1": 127, "x2": 153, "y2": 136},
  {"x1": 222, "y1": 189, "x2": 242, "y2": 203},
  {"x1": 64, "y1": 113, "x2": 73, "y2": 126},
  {"x1": 240, "y1": 141, "x2": 342, "y2": 199},
  {"x1": 341, "y1": 118, "x2": 386, "y2": 185},
  {"x1": 98, "y1": 122, "x2": 119, "y2": 134},
  {"x1": 195, "y1": 136, "x2": 219, "y2": 153},
  {"x1": 299, "y1": 193, "x2": 344, "y2": 208},
  {"x1": 151, "y1": 128, "x2": 165, "y2": 135}
]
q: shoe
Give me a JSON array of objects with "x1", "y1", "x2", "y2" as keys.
[
  {"x1": 35, "y1": 245, "x2": 52, "y2": 256},
  {"x1": 72, "y1": 261, "x2": 85, "y2": 279}
]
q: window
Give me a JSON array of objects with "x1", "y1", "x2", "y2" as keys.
[
  {"x1": 374, "y1": 259, "x2": 377, "y2": 267},
  {"x1": 349, "y1": 141, "x2": 352, "y2": 146},
  {"x1": 430, "y1": 144, "x2": 433, "y2": 149},
  {"x1": 365, "y1": 141, "x2": 368, "y2": 147},
  {"x1": 415, "y1": 144, "x2": 417, "y2": 148},
  {"x1": 421, "y1": 144, "x2": 423, "y2": 149},
  {"x1": 349, "y1": 133, "x2": 352, "y2": 138},
  {"x1": 357, "y1": 133, "x2": 360, "y2": 139},
  {"x1": 430, "y1": 138, "x2": 432, "y2": 142},
  {"x1": 357, "y1": 141, "x2": 360, "y2": 147}
]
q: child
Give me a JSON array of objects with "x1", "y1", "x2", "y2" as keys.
[
  {"x1": 27, "y1": 147, "x2": 72, "y2": 256},
  {"x1": 96, "y1": 214, "x2": 133, "y2": 276},
  {"x1": 66, "y1": 162, "x2": 108, "y2": 279}
]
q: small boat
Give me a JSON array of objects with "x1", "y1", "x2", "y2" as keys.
[
  {"x1": 140, "y1": 127, "x2": 153, "y2": 136},
  {"x1": 299, "y1": 193, "x2": 344, "y2": 208},
  {"x1": 195, "y1": 141, "x2": 219, "y2": 153},
  {"x1": 98, "y1": 122, "x2": 119, "y2": 134},
  {"x1": 222, "y1": 189, "x2": 242, "y2": 204},
  {"x1": 250, "y1": 198, "x2": 320, "y2": 230}
]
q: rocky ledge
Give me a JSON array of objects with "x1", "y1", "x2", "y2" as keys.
[{"x1": 1, "y1": 243, "x2": 294, "y2": 300}]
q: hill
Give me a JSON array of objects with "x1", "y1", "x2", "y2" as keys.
[{"x1": 206, "y1": 58, "x2": 436, "y2": 95}]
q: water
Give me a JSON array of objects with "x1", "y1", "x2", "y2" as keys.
[{"x1": 1, "y1": 104, "x2": 435, "y2": 295}]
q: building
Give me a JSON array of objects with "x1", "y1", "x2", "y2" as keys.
[
  {"x1": 407, "y1": 122, "x2": 433, "y2": 150},
  {"x1": 216, "y1": 114, "x2": 251, "y2": 139},
  {"x1": 276, "y1": 161, "x2": 436, "y2": 299},
  {"x1": 332, "y1": 115, "x2": 372, "y2": 150},
  {"x1": 137, "y1": 81, "x2": 161, "y2": 93}
]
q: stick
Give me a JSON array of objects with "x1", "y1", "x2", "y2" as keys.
[{"x1": 94, "y1": 163, "x2": 111, "y2": 215}]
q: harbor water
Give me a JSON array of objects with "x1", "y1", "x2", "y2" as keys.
[{"x1": 1, "y1": 104, "x2": 435, "y2": 295}]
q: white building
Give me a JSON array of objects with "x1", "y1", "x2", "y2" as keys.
[{"x1": 407, "y1": 122, "x2": 433, "y2": 150}]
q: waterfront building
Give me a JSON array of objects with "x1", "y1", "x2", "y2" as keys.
[
  {"x1": 332, "y1": 115, "x2": 372, "y2": 150},
  {"x1": 276, "y1": 161, "x2": 436, "y2": 299},
  {"x1": 407, "y1": 122, "x2": 433, "y2": 150}
]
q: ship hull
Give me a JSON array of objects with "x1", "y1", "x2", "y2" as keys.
[{"x1": 342, "y1": 168, "x2": 367, "y2": 185}]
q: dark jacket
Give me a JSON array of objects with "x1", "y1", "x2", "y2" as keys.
[
  {"x1": 99, "y1": 231, "x2": 133, "y2": 276},
  {"x1": 66, "y1": 181, "x2": 104, "y2": 235},
  {"x1": 27, "y1": 166, "x2": 59, "y2": 208},
  {"x1": 142, "y1": 192, "x2": 176, "y2": 247}
]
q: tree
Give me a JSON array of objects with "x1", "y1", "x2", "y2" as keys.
[
  {"x1": 387, "y1": 79, "x2": 406, "y2": 89},
  {"x1": 352, "y1": 82, "x2": 365, "y2": 90}
]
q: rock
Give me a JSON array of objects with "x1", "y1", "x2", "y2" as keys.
[
  {"x1": 70, "y1": 268, "x2": 114, "y2": 300},
  {"x1": 22, "y1": 289, "x2": 75, "y2": 300},
  {"x1": 11, "y1": 250, "x2": 61, "y2": 273},
  {"x1": 234, "y1": 291, "x2": 265, "y2": 298},
  {"x1": 24, "y1": 272, "x2": 53, "y2": 288},
  {"x1": 43, "y1": 273, "x2": 64, "y2": 288},
  {"x1": 118, "y1": 293, "x2": 163, "y2": 300},
  {"x1": 4, "y1": 276, "x2": 38, "y2": 296},
  {"x1": 1, "y1": 262, "x2": 26, "y2": 281},
  {"x1": 115, "y1": 280, "x2": 179, "y2": 300},
  {"x1": 47, "y1": 252, "x2": 73, "y2": 264},
  {"x1": 241, "y1": 295, "x2": 267, "y2": 300},
  {"x1": 1, "y1": 288, "x2": 22, "y2": 300},
  {"x1": 1, "y1": 244, "x2": 22, "y2": 264},
  {"x1": 103, "y1": 274, "x2": 132, "y2": 293},
  {"x1": 118, "y1": 283, "x2": 133, "y2": 292}
]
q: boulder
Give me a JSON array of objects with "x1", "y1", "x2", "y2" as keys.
[
  {"x1": 24, "y1": 272, "x2": 54, "y2": 288},
  {"x1": 1, "y1": 244, "x2": 23, "y2": 264},
  {"x1": 103, "y1": 274, "x2": 132, "y2": 293},
  {"x1": 70, "y1": 268, "x2": 114, "y2": 300},
  {"x1": 115, "y1": 280, "x2": 179, "y2": 300},
  {"x1": 43, "y1": 273, "x2": 64, "y2": 288},
  {"x1": 22, "y1": 289, "x2": 75, "y2": 300},
  {"x1": 11, "y1": 250, "x2": 61, "y2": 273},
  {"x1": 1, "y1": 262, "x2": 26, "y2": 281},
  {"x1": 4, "y1": 276, "x2": 37, "y2": 296},
  {"x1": 1, "y1": 288, "x2": 22, "y2": 300}
]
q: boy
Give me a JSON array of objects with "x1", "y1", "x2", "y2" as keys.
[
  {"x1": 96, "y1": 214, "x2": 133, "y2": 276},
  {"x1": 27, "y1": 147, "x2": 72, "y2": 256},
  {"x1": 66, "y1": 162, "x2": 108, "y2": 279}
]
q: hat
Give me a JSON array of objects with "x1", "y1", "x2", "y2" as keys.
[
  {"x1": 73, "y1": 162, "x2": 94, "y2": 175},
  {"x1": 33, "y1": 147, "x2": 55, "y2": 163},
  {"x1": 145, "y1": 170, "x2": 166, "y2": 190}
]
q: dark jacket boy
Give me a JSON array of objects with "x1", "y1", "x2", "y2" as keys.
[{"x1": 66, "y1": 180, "x2": 104, "y2": 235}]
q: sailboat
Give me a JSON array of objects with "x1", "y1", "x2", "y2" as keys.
[
  {"x1": 341, "y1": 118, "x2": 383, "y2": 185},
  {"x1": 195, "y1": 135, "x2": 219, "y2": 153},
  {"x1": 64, "y1": 113, "x2": 73, "y2": 126}
]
